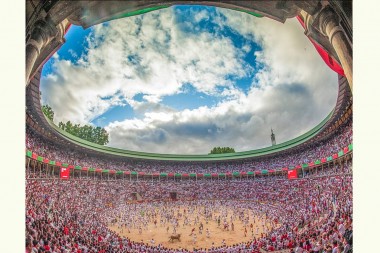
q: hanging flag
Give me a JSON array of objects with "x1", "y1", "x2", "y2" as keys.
[
  {"x1": 288, "y1": 170, "x2": 298, "y2": 179},
  {"x1": 343, "y1": 147, "x2": 349, "y2": 154},
  {"x1": 338, "y1": 150, "x2": 344, "y2": 157},
  {"x1": 60, "y1": 167, "x2": 70, "y2": 180},
  {"x1": 332, "y1": 154, "x2": 338, "y2": 159},
  {"x1": 32, "y1": 153, "x2": 37, "y2": 159},
  {"x1": 26, "y1": 150, "x2": 32, "y2": 158},
  {"x1": 296, "y1": 16, "x2": 345, "y2": 76}
]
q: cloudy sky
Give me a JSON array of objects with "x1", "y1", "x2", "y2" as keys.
[{"x1": 40, "y1": 5, "x2": 339, "y2": 154}]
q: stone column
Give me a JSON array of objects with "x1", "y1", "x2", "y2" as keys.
[
  {"x1": 318, "y1": 7, "x2": 353, "y2": 91},
  {"x1": 26, "y1": 19, "x2": 57, "y2": 84}
]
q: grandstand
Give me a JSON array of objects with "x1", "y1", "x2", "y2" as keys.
[{"x1": 25, "y1": 1, "x2": 352, "y2": 253}]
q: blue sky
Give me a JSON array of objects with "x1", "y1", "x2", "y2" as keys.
[{"x1": 40, "y1": 5, "x2": 338, "y2": 154}]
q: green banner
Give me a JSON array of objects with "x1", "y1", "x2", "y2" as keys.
[
  {"x1": 233, "y1": 172, "x2": 240, "y2": 176},
  {"x1": 247, "y1": 171, "x2": 254, "y2": 175},
  {"x1": 233, "y1": 9, "x2": 264, "y2": 18},
  {"x1": 62, "y1": 163, "x2": 68, "y2": 168},
  {"x1": 75, "y1": 165, "x2": 82, "y2": 170},
  {"x1": 175, "y1": 173, "x2": 182, "y2": 177},
  {"x1": 131, "y1": 171, "x2": 138, "y2": 175},
  {"x1": 338, "y1": 150, "x2": 344, "y2": 157},
  {"x1": 315, "y1": 160, "x2": 321, "y2": 165},
  {"x1": 348, "y1": 143, "x2": 353, "y2": 151},
  {"x1": 26, "y1": 150, "x2": 32, "y2": 157},
  {"x1": 160, "y1": 173, "x2": 168, "y2": 177},
  {"x1": 102, "y1": 170, "x2": 109, "y2": 173},
  {"x1": 116, "y1": 171, "x2": 124, "y2": 175},
  {"x1": 302, "y1": 163, "x2": 308, "y2": 168},
  {"x1": 204, "y1": 173, "x2": 211, "y2": 177},
  {"x1": 261, "y1": 170, "x2": 268, "y2": 174},
  {"x1": 327, "y1": 156, "x2": 333, "y2": 161},
  {"x1": 88, "y1": 168, "x2": 95, "y2": 172},
  {"x1": 49, "y1": 161, "x2": 55, "y2": 165},
  {"x1": 37, "y1": 156, "x2": 43, "y2": 162},
  {"x1": 189, "y1": 173, "x2": 196, "y2": 177}
]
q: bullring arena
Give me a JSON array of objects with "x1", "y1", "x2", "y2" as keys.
[
  {"x1": 25, "y1": 1, "x2": 353, "y2": 253},
  {"x1": 108, "y1": 201, "x2": 276, "y2": 250}
]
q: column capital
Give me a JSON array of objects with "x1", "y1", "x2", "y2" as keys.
[
  {"x1": 315, "y1": 6, "x2": 341, "y2": 37},
  {"x1": 29, "y1": 19, "x2": 58, "y2": 47}
]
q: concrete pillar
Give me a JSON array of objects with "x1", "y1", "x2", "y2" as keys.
[{"x1": 318, "y1": 7, "x2": 353, "y2": 91}]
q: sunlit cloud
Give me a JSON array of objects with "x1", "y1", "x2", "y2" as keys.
[{"x1": 40, "y1": 6, "x2": 338, "y2": 154}]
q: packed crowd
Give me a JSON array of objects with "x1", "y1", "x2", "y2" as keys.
[
  {"x1": 25, "y1": 119, "x2": 352, "y2": 174},
  {"x1": 26, "y1": 173, "x2": 353, "y2": 253}
]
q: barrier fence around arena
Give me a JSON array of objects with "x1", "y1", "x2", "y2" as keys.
[{"x1": 25, "y1": 144, "x2": 353, "y2": 180}]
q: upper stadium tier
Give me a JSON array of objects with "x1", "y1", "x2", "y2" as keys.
[{"x1": 26, "y1": 1, "x2": 352, "y2": 162}]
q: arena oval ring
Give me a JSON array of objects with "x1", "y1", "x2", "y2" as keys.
[{"x1": 26, "y1": 1, "x2": 352, "y2": 253}]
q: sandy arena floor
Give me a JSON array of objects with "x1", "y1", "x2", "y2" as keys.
[{"x1": 109, "y1": 205, "x2": 277, "y2": 250}]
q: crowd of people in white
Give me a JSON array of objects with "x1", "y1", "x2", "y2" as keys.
[
  {"x1": 25, "y1": 120, "x2": 352, "y2": 175},
  {"x1": 25, "y1": 119, "x2": 352, "y2": 253},
  {"x1": 26, "y1": 174, "x2": 352, "y2": 253}
]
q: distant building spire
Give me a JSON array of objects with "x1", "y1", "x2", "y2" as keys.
[{"x1": 271, "y1": 128, "x2": 276, "y2": 146}]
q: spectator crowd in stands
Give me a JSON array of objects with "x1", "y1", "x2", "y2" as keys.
[
  {"x1": 26, "y1": 174, "x2": 353, "y2": 253},
  {"x1": 25, "y1": 120, "x2": 352, "y2": 175},
  {"x1": 25, "y1": 118, "x2": 352, "y2": 252}
]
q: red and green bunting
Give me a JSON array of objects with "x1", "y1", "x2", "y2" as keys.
[
  {"x1": 26, "y1": 150, "x2": 32, "y2": 158},
  {"x1": 25, "y1": 143, "x2": 353, "y2": 177}
]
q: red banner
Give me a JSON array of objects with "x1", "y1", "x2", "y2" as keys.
[
  {"x1": 288, "y1": 170, "x2": 298, "y2": 180},
  {"x1": 60, "y1": 167, "x2": 70, "y2": 180}
]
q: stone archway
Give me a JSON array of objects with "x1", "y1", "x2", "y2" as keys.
[{"x1": 26, "y1": 1, "x2": 352, "y2": 90}]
